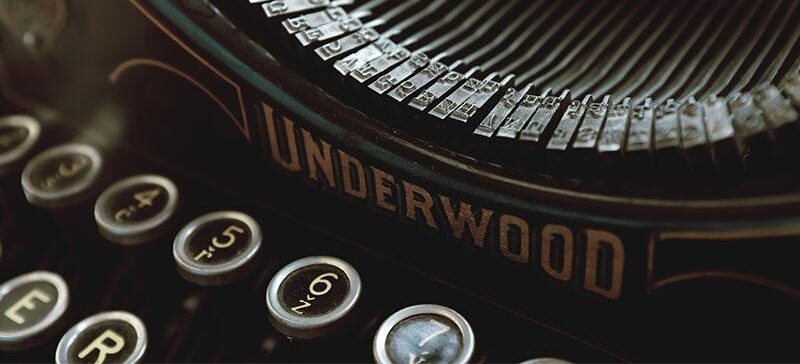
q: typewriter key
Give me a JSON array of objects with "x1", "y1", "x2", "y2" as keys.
[
  {"x1": 55, "y1": 311, "x2": 146, "y2": 364},
  {"x1": 94, "y1": 174, "x2": 178, "y2": 245},
  {"x1": 266, "y1": 256, "x2": 361, "y2": 339},
  {"x1": 374, "y1": 304, "x2": 474, "y2": 364},
  {"x1": 173, "y1": 211, "x2": 262, "y2": 286},
  {"x1": 520, "y1": 358, "x2": 572, "y2": 364},
  {"x1": 0, "y1": 271, "x2": 68, "y2": 350},
  {"x1": 0, "y1": 115, "x2": 40, "y2": 174},
  {"x1": 21, "y1": 143, "x2": 102, "y2": 208}
]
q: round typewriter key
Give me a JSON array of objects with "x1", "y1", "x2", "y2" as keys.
[
  {"x1": 173, "y1": 211, "x2": 262, "y2": 286},
  {"x1": 374, "y1": 304, "x2": 474, "y2": 364},
  {"x1": 0, "y1": 115, "x2": 40, "y2": 173},
  {"x1": 0, "y1": 271, "x2": 68, "y2": 350},
  {"x1": 21, "y1": 143, "x2": 102, "y2": 208},
  {"x1": 520, "y1": 358, "x2": 572, "y2": 364},
  {"x1": 56, "y1": 311, "x2": 146, "y2": 364},
  {"x1": 94, "y1": 174, "x2": 178, "y2": 245},
  {"x1": 266, "y1": 256, "x2": 361, "y2": 339}
]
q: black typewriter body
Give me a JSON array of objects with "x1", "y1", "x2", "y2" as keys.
[{"x1": 0, "y1": 0, "x2": 799, "y2": 362}]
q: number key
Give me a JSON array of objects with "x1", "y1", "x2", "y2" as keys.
[
  {"x1": 21, "y1": 144, "x2": 102, "y2": 208},
  {"x1": 374, "y1": 304, "x2": 475, "y2": 364},
  {"x1": 0, "y1": 115, "x2": 40, "y2": 175},
  {"x1": 266, "y1": 256, "x2": 361, "y2": 339},
  {"x1": 94, "y1": 175, "x2": 178, "y2": 245},
  {"x1": 173, "y1": 211, "x2": 262, "y2": 286}
]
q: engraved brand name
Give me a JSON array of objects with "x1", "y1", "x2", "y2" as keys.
[{"x1": 261, "y1": 103, "x2": 625, "y2": 300}]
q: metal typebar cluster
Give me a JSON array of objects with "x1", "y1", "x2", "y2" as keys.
[{"x1": 247, "y1": 0, "x2": 800, "y2": 176}]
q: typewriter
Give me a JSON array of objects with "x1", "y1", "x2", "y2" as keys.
[{"x1": 0, "y1": 0, "x2": 798, "y2": 362}]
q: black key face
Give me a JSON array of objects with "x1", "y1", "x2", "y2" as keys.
[
  {"x1": 520, "y1": 358, "x2": 572, "y2": 364},
  {"x1": 0, "y1": 115, "x2": 39, "y2": 171},
  {"x1": 186, "y1": 218, "x2": 254, "y2": 265},
  {"x1": 0, "y1": 125, "x2": 29, "y2": 154},
  {"x1": 101, "y1": 182, "x2": 168, "y2": 225},
  {"x1": 66, "y1": 320, "x2": 138, "y2": 364},
  {"x1": 375, "y1": 305, "x2": 474, "y2": 364},
  {"x1": 277, "y1": 264, "x2": 350, "y2": 317},
  {"x1": 28, "y1": 152, "x2": 93, "y2": 193},
  {"x1": 0, "y1": 271, "x2": 68, "y2": 350},
  {"x1": 95, "y1": 175, "x2": 178, "y2": 245},
  {"x1": 22, "y1": 144, "x2": 102, "y2": 208},
  {"x1": 56, "y1": 311, "x2": 146, "y2": 364},
  {"x1": 266, "y1": 256, "x2": 361, "y2": 339},
  {"x1": 174, "y1": 211, "x2": 262, "y2": 286},
  {"x1": 0, "y1": 281, "x2": 58, "y2": 332},
  {"x1": 385, "y1": 314, "x2": 463, "y2": 364}
]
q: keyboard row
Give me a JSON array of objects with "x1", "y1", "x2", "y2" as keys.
[
  {"x1": 1, "y1": 267, "x2": 509, "y2": 364},
  {"x1": 0, "y1": 114, "x2": 578, "y2": 363}
]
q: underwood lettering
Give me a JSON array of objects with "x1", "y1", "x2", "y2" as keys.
[
  {"x1": 338, "y1": 150, "x2": 367, "y2": 199},
  {"x1": 372, "y1": 167, "x2": 397, "y2": 212},
  {"x1": 584, "y1": 229, "x2": 625, "y2": 300},
  {"x1": 301, "y1": 128, "x2": 336, "y2": 188},
  {"x1": 263, "y1": 103, "x2": 301, "y2": 172},
  {"x1": 499, "y1": 214, "x2": 530, "y2": 263},
  {"x1": 259, "y1": 100, "x2": 628, "y2": 300},
  {"x1": 403, "y1": 181, "x2": 438, "y2": 229},
  {"x1": 541, "y1": 224, "x2": 574, "y2": 282},
  {"x1": 439, "y1": 196, "x2": 493, "y2": 247}
]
